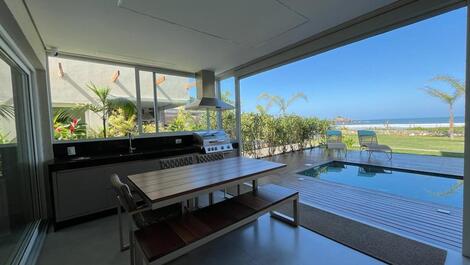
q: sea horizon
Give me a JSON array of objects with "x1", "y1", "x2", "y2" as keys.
[
  {"x1": 334, "y1": 116, "x2": 465, "y2": 129},
  {"x1": 337, "y1": 116, "x2": 465, "y2": 125}
]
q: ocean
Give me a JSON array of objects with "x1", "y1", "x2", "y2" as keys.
[{"x1": 336, "y1": 116, "x2": 465, "y2": 129}]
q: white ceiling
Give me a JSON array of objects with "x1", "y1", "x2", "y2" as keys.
[{"x1": 25, "y1": 0, "x2": 396, "y2": 74}]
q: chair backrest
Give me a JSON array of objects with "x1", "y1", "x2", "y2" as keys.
[
  {"x1": 110, "y1": 173, "x2": 148, "y2": 228},
  {"x1": 357, "y1": 130, "x2": 378, "y2": 146},
  {"x1": 160, "y1": 155, "x2": 194, "y2": 169},
  {"x1": 326, "y1": 130, "x2": 342, "y2": 144},
  {"x1": 110, "y1": 173, "x2": 138, "y2": 212},
  {"x1": 196, "y1": 153, "x2": 224, "y2": 163}
]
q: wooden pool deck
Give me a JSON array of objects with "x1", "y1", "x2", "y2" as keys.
[{"x1": 260, "y1": 149, "x2": 464, "y2": 251}]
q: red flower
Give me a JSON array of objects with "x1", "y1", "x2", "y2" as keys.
[{"x1": 70, "y1": 118, "x2": 79, "y2": 133}]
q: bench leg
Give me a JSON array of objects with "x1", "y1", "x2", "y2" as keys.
[
  {"x1": 293, "y1": 198, "x2": 299, "y2": 226},
  {"x1": 252, "y1": 179, "x2": 258, "y2": 192},
  {"x1": 237, "y1": 184, "x2": 240, "y2": 196},
  {"x1": 269, "y1": 198, "x2": 300, "y2": 227},
  {"x1": 209, "y1": 192, "x2": 214, "y2": 205}
]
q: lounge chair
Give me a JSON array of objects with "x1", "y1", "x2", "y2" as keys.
[
  {"x1": 357, "y1": 130, "x2": 392, "y2": 160},
  {"x1": 326, "y1": 130, "x2": 347, "y2": 158}
]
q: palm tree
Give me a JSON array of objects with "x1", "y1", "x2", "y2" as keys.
[
  {"x1": 258, "y1": 92, "x2": 308, "y2": 115},
  {"x1": 421, "y1": 75, "x2": 465, "y2": 138},
  {"x1": 85, "y1": 83, "x2": 136, "y2": 138}
]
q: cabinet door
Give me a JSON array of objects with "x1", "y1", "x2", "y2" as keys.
[{"x1": 54, "y1": 166, "x2": 110, "y2": 221}]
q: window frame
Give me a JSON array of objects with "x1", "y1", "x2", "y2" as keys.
[{"x1": 47, "y1": 54, "x2": 229, "y2": 143}]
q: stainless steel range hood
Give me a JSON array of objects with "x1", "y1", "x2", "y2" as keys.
[{"x1": 185, "y1": 70, "x2": 234, "y2": 110}]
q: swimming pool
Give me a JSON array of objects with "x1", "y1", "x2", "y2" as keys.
[{"x1": 298, "y1": 162, "x2": 463, "y2": 208}]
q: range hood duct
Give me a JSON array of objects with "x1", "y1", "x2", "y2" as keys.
[{"x1": 185, "y1": 70, "x2": 234, "y2": 110}]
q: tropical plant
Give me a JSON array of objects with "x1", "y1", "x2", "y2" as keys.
[
  {"x1": 0, "y1": 130, "x2": 11, "y2": 144},
  {"x1": 52, "y1": 108, "x2": 87, "y2": 140},
  {"x1": 53, "y1": 117, "x2": 86, "y2": 140},
  {"x1": 421, "y1": 75, "x2": 465, "y2": 138},
  {"x1": 258, "y1": 92, "x2": 308, "y2": 115},
  {"x1": 84, "y1": 83, "x2": 136, "y2": 138},
  {"x1": 108, "y1": 108, "x2": 137, "y2": 137}
]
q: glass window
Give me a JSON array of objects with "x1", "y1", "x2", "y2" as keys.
[
  {"x1": 48, "y1": 56, "x2": 223, "y2": 140},
  {"x1": 0, "y1": 50, "x2": 36, "y2": 264},
  {"x1": 155, "y1": 73, "x2": 206, "y2": 132},
  {"x1": 138, "y1": 70, "x2": 156, "y2": 133},
  {"x1": 49, "y1": 57, "x2": 137, "y2": 140},
  {"x1": 220, "y1": 77, "x2": 236, "y2": 139}
]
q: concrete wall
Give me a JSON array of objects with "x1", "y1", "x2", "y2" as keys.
[
  {"x1": 48, "y1": 57, "x2": 193, "y2": 129},
  {"x1": 49, "y1": 57, "x2": 191, "y2": 106}
]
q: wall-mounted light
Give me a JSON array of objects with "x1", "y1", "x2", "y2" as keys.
[
  {"x1": 112, "y1": 70, "x2": 120, "y2": 82},
  {"x1": 58, "y1": 62, "x2": 64, "y2": 78},
  {"x1": 155, "y1": 75, "x2": 166, "y2": 85}
]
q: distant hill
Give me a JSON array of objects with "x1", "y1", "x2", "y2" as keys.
[{"x1": 334, "y1": 116, "x2": 352, "y2": 124}]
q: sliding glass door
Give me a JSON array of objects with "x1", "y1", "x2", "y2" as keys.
[{"x1": 0, "y1": 48, "x2": 38, "y2": 264}]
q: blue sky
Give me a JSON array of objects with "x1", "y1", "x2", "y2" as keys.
[{"x1": 224, "y1": 7, "x2": 467, "y2": 120}]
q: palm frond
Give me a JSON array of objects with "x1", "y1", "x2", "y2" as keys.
[
  {"x1": 0, "y1": 104, "x2": 14, "y2": 119},
  {"x1": 421, "y1": 86, "x2": 458, "y2": 105},
  {"x1": 87, "y1": 83, "x2": 111, "y2": 104},
  {"x1": 432, "y1": 75, "x2": 465, "y2": 94},
  {"x1": 287, "y1": 92, "x2": 308, "y2": 107},
  {"x1": 107, "y1": 97, "x2": 136, "y2": 117},
  {"x1": 53, "y1": 106, "x2": 88, "y2": 123}
]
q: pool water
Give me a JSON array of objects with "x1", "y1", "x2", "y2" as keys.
[{"x1": 298, "y1": 162, "x2": 463, "y2": 208}]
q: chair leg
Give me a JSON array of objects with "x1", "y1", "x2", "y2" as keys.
[
  {"x1": 129, "y1": 216, "x2": 135, "y2": 265},
  {"x1": 118, "y1": 205, "x2": 125, "y2": 251}
]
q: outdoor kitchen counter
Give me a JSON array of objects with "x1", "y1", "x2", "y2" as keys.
[{"x1": 48, "y1": 146, "x2": 200, "y2": 171}]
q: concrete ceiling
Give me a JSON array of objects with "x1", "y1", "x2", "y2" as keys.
[{"x1": 25, "y1": 0, "x2": 396, "y2": 74}]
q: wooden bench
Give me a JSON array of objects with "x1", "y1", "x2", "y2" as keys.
[{"x1": 133, "y1": 184, "x2": 299, "y2": 265}]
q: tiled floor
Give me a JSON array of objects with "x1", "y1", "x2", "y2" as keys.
[
  {"x1": 36, "y1": 213, "x2": 470, "y2": 265},
  {"x1": 37, "y1": 213, "x2": 385, "y2": 265}
]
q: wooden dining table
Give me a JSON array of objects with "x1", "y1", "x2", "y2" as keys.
[{"x1": 127, "y1": 156, "x2": 287, "y2": 210}]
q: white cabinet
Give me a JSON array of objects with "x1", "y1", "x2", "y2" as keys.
[{"x1": 52, "y1": 158, "x2": 162, "y2": 222}]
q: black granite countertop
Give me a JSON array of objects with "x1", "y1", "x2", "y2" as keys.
[{"x1": 48, "y1": 146, "x2": 199, "y2": 171}]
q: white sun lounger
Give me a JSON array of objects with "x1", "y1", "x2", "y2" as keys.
[{"x1": 357, "y1": 130, "x2": 392, "y2": 160}]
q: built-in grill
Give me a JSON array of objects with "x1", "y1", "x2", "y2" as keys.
[{"x1": 193, "y1": 130, "x2": 233, "y2": 154}]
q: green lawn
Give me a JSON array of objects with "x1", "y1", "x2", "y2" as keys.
[{"x1": 345, "y1": 134, "x2": 464, "y2": 158}]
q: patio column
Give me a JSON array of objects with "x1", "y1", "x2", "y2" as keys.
[{"x1": 463, "y1": 0, "x2": 470, "y2": 257}]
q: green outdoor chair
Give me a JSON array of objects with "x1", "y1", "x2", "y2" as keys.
[
  {"x1": 326, "y1": 130, "x2": 347, "y2": 158},
  {"x1": 357, "y1": 130, "x2": 392, "y2": 160}
]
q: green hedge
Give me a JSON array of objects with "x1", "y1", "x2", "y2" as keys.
[{"x1": 241, "y1": 113, "x2": 331, "y2": 158}]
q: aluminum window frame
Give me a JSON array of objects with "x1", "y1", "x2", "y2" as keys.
[{"x1": 47, "y1": 53, "x2": 206, "y2": 142}]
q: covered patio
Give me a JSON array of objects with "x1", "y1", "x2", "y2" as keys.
[{"x1": 1, "y1": 0, "x2": 470, "y2": 265}]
